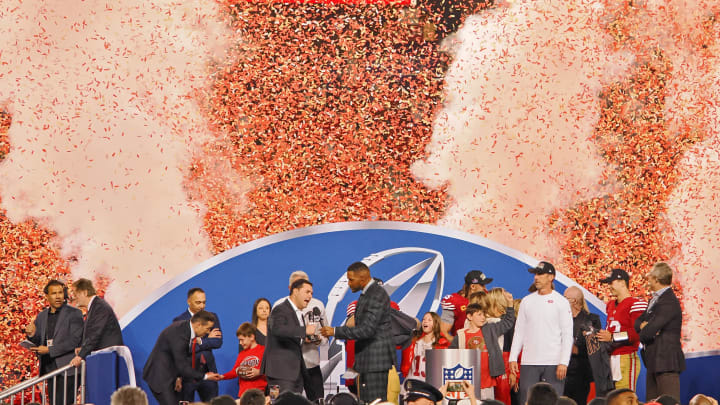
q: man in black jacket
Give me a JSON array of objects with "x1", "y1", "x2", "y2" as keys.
[
  {"x1": 26, "y1": 280, "x2": 84, "y2": 405},
  {"x1": 172, "y1": 287, "x2": 223, "y2": 402},
  {"x1": 321, "y1": 262, "x2": 395, "y2": 403},
  {"x1": 635, "y1": 262, "x2": 685, "y2": 402},
  {"x1": 260, "y1": 278, "x2": 317, "y2": 394},
  {"x1": 143, "y1": 311, "x2": 222, "y2": 405},
  {"x1": 562, "y1": 286, "x2": 613, "y2": 405},
  {"x1": 69, "y1": 278, "x2": 124, "y2": 367}
]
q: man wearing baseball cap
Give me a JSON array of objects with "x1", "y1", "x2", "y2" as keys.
[
  {"x1": 509, "y1": 261, "x2": 573, "y2": 405},
  {"x1": 440, "y1": 270, "x2": 493, "y2": 336},
  {"x1": 403, "y1": 379, "x2": 444, "y2": 405},
  {"x1": 596, "y1": 269, "x2": 647, "y2": 392}
]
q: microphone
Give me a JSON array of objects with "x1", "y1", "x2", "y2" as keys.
[{"x1": 312, "y1": 307, "x2": 324, "y2": 327}]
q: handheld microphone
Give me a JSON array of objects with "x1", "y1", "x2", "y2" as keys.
[{"x1": 312, "y1": 307, "x2": 324, "y2": 327}]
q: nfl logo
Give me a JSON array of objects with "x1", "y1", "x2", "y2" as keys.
[{"x1": 442, "y1": 364, "x2": 474, "y2": 400}]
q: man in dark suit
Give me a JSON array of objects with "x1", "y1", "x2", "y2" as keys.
[
  {"x1": 321, "y1": 262, "x2": 394, "y2": 403},
  {"x1": 143, "y1": 311, "x2": 222, "y2": 405},
  {"x1": 68, "y1": 278, "x2": 124, "y2": 367},
  {"x1": 25, "y1": 280, "x2": 84, "y2": 405},
  {"x1": 634, "y1": 262, "x2": 685, "y2": 402},
  {"x1": 172, "y1": 287, "x2": 223, "y2": 402},
  {"x1": 260, "y1": 278, "x2": 317, "y2": 394},
  {"x1": 563, "y1": 286, "x2": 613, "y2": 405}
]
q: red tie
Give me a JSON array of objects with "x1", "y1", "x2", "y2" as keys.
[{"x1": 191, "y1": 338, "x2": 197, "y2": 369}]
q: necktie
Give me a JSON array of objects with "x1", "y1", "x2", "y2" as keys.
[{"x1": 191, "y1": 338, "x2": 197, "y2": 369}]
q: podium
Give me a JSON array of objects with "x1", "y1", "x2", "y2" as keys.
[
  {"x1": 85, "y1": 346, "x2": 137, "y2": 405},
  {"x1": 425, "y1": 349, "x2": 481, "y2": 403}
]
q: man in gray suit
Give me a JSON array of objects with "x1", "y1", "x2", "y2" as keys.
[
  {"x1": 25, "y1": 280, "x2": 84, "y2": 405},
  {"x1": 321, "y1": 262, "x2": 394, "y2": 403}
]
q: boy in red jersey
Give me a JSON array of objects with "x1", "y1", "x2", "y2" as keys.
[
  {"x1": 597, "y1": 269, "x2": 647, "y2": 391},
  {"x1": 221, "y1": 323, "x2": 267, "y2": 398},
  {"x1": 450, "y1": 301, "x2": 515, "y2": 400}
]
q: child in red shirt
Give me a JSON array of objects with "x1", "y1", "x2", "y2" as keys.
[
  {"x1": 221, "y1": 323, "x2": 267, "y2": 398},
  {"x1": 450, "y1": 300, "x2": 515, "y2": 400}
]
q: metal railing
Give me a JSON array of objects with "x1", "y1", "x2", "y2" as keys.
[{"x1": 0, "y1": 362, "x2": 85, "y2": 405}]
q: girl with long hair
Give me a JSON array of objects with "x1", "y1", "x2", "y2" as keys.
[{"x1": 401, "y1": 311, "x2": 450, "y2": 380}]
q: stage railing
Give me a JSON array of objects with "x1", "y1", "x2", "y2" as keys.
[{"x1": 0, "y1": 362, "x2": 85, "y2": 405}]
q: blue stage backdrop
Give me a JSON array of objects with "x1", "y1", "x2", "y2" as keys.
[{"x1": 119, "y1": 221, "x2": 717, "y2": 404}]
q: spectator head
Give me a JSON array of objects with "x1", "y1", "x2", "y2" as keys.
[
  {"x1": 468, "y1": 291, "x2": 487, "y2": 306},
  {"x1": 485, "y1": 288, "x2": 509, "y2": 317},
  {"x1": 463, "y1": 270, "x2": 493, "y2": 295},
  {"x1": 211, "y1": 395, "x2": 238, "y2": 405},
  {"x1": 600, "y1": 269, "x2": 631, "y2": 297},
  {"x1": 275, "y1": 391, "x2": 312, "y2": 405},
  {"x1": 71, "y1": 278, "x2": 97, "y2": 308},
  {"x1": 43, "y1": 279, "x2": 68, "y2": 310},
  {"x1": 529, "y1": 261, "x2": 556, "y2": 293},
  {"x1": 563, "y1": 286, "x2": 588, "y2": 315},
  {"x1": 418, "y1": 312, "x2": 443, "y2": 346},
  {"x1": 465, "y1": 303, "x2": 486, "y2": 328},
  {"x1": 690, "y1": 394, "x2": 719, "y2": 405},
  {"x1": 557, "y1": 396, "x2": 578, "y2": 405},
  {"x1": 327, "y1": 392, "x2": 359, "y2": 405},
  {"x1": 236, "y1": 322, "x2": 257, "y2": 349},
  {"x1": 527, "y1": 382, "x2": 558, "y2": 405},
  {"x1": 648, "y1": 262, "x2": 673, "y2": 289},
  {"x1": 587, "y1": 398, "x2": 606, "y2": 405},
  {"x1": 187, "y1": 287, "x2": 206, "y2": 313},
  {"x1": 606, "y1": 388, "x2": 638, "y2": 405},
  {"x1": 240, "y1": 389, "x2": 266, "y2": 405},
  {"x1": 110, "y1": 386, "x2": 148, "y2": 405},
  {"x1": 346, "y1": 262, "x2": 371, "y2": 293},
  {"x1": 289, "y1": 271, "x2": 309, "y2": 290},
  {"x1": 252, "y1": 297, "x2": 271, "y2": 325},
  {"x1": 654, "y1": 395, "x2": 680, "y2": 405},
  {"x1": 403, "y1": 379, "x2": 443, "y2": 405},
  {"x1": 289, "y1": 278, "x2": 313, "y2": 310},
  {"x1": 190, "y1": 310, "x2": 215, "y2": 336}
]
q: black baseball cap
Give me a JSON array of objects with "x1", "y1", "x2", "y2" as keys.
[
  {"x1": 600, "y1": 268, "x2": 629, "y2": 284},
  {"x1": 404, "y1": 379, "x2": 444, "y2": 403},
  {"x1": 529, "y1": 261, "x2": 556, "y2": 275},
  {"x1": 464, "y1": 270, "x2": 492, "y2": 285}
]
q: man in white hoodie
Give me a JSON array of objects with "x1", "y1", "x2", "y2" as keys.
[{"x1": 509, "y1": 261, "x2": 573, "y2": 405}]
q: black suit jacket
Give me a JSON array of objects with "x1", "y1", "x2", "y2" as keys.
[
  {"x1": 334, "y1": 281, "x2": 394, "y2": 373},
  {"x1": 28, "y1": 303, "x2": 84, "y2": 376},
  {"x1": 143, "y1": 320, "x2": 206, "y2": 393},
  {"x1": 78, "y1": 296, "x2": 124, "y2": 358},
  {"x1": 173, "y1": 310, "x2": 222, "y2": 374},
  {"x1": 260, "y1": 299, "x2": 307, "y2": 381},
  {"x1": 634, "y1": 288, "x2": 685, "y2": 374}
]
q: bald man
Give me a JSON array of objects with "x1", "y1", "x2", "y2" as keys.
[{"x1": 563, "y1": 287, "x2": 604, "y2": 405}]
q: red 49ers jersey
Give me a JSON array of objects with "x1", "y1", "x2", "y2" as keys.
[
  {"x1": 440, "y1": 292, "x2": 468, "y2": 335},
  {"x1": 605, "y1": 296, "x2": 647, "y2": 355}
]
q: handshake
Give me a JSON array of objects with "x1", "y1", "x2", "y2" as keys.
[{"x1": 205, "y1": 372, "x2": 223, "y2": 381}]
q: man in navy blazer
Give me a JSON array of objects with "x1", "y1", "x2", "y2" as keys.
[
  {"x1": 635, "y1": 262, "x2": 685, "y2": 402},
  {"x1": 260, "y1": 278, "x2": 317, "y2": 394},
  {"x1": 143, "y1": 310, "x2": 222, "y2": 405},
  {"x1": 172, "y1": 288, "x2": 223, "y2": 402},
  {"x1": 25, "y1": 280, "x2": 84, "y2": 405},
  {"x1": 321, "y1": 262, "x2": 394, "y2": 403},
  {"x1": 69, "y1": 278, "x2": 123, "y2": 367}
]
